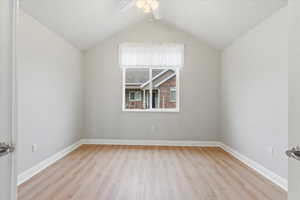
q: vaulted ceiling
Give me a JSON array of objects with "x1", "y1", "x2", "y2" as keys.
[{"x1": 20, "y1": 0, "x2": 287, "y2": 50}]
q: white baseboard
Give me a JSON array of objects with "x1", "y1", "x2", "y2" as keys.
[
  {"x1": 17, "y1": 139, "x2": 287, "y2": 192},
  {"x1": 18, "y1": 139, "x2": 84, "y2": 185},
  {"x1": 220, "y1": 143, "x2": 288, "y2": 191},
  {"x1": 17, "y1": 139, "x2": 220, "y2": 185},
  {"x1": 84, "y1": 139, "x2": 222, "y2": 147}
]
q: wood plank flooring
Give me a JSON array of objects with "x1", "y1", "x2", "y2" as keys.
[{"x1": 18, "y1": 145, "x2": 287, "y2": 200}]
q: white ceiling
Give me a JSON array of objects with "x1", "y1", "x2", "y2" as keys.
[{"x1": 20, "y1": 0, "x2": 287, "y2": 50}]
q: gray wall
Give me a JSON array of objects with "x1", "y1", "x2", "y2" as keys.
[
  {"x1": 83, "y1": 21, "x2": 221, "y2": 141},
  {"x1": 221, "y1": 7, "x2": 288, "y2": 179},
  {"x1": 18, "y1": 11, "x2": 84, "y2": 173}
]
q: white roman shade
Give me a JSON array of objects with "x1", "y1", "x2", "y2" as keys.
[{"x1": 119, "y1": 43, "x2": 184, "y2": 68}]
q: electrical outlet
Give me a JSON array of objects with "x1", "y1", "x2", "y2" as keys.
[
  {"x1": 267, "y1": 146, "x2": 275, "y2": 157},
  {"x1": 32, "y1": 144, "x2": 38, "y2": 152}
]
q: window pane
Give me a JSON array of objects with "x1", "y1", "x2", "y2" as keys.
[
  {"x1": 125, "y1": 68, "x2": 150, "y2": 110},
  {"x1": 170, "y1": 88, "x2": 176, "y2": 102},
  {"x1": 152, "y1": 69, "x2": 177, "y2": 109}
]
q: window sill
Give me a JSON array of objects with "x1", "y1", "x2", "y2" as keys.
[{"x1": 122, "y1": 109, "x2": 180, "y2": 113}]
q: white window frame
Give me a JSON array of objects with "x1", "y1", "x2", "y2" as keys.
[
  {"x1": 122, "y1": 66, "x2": 180, "y2": 112},
  {"x1": 128, "y1": 91, "x2": 142, "y2": 102}
]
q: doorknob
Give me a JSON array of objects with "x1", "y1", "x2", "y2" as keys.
[
  {"x1": 0, "y1": 142, "x2": 15, "y2": 157},
  {"x1": 286, "y1": 146, "x2": 300, "y2": 161}
]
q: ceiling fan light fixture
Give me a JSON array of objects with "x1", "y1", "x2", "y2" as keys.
[
  {"x1": 136, "y1": 0, "x2": 145, "y2": 9},
  {"x1": 146, "y1": 0, "x2": 154, "y2": 4},
  {"x1": 150, "y1": 1, "x2": 159, "y2": 10},
  {"x1": 143, "y1": 4, "x2": 152, "y2": 13},
  {"x1": 136, "y1": 0, "x2": 159, "y2": 13}
]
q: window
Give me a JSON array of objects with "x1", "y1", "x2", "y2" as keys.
[
  {"x1": 120, "y1": 43, "x2": 183, "y2": 112},
  {"x1": 129, "y1": 91, "x2": 142, "y2": 101},
  {"x1": 123, "y1": 67, "x2": 179, "y2": 112},
  {"x1": 170, "y1": 87, "x2": 176, "y2": 102}
]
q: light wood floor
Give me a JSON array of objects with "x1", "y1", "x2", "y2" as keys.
[{"x1": 18, "y1": 145, "x2": 287, "y2": 200}]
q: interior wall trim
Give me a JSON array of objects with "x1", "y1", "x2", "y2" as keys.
[
  {"x1": 220, "y1": 143, "x2": 288, "y2": 191},
  {"x1": 18, "y1": 140, "x2": 84, "y2": 185},
  {"x1": 84, "y1": 139, "x2": 221, "y2": 147},
  {"x1": 18, "y1": 139, "x2": 287, "y2": 192}
]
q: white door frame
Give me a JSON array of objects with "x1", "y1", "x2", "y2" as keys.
[
  {"x1": 288, "y1": 0, "x2": 300, "y2": 199},
  {"x1": 10, "y1": 0, "x2": 18, "y2": 199}
]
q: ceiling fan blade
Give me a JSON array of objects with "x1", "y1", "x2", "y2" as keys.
[
  {"x1": 119, "y1": 0, "x2": 135, "y2": 12},
  {"x1": 152, "y1": 7, "x2": 162, "y2": 20}
]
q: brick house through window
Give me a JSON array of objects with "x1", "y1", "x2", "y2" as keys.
[{"x1": 125, "y1": 69, "x2": 177, "y2": 110}]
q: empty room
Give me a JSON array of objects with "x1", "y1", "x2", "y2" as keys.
[{"x1": 2, "y1": 0, "x2": 300, "y2": 200}]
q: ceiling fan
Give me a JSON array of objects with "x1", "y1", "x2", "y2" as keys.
[{"x1": 119, "y1": 0, "x2": 162, "y2": 20}]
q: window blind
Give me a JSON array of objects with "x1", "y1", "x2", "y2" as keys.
[{"x1": 119, "y1": 43, "x2": 184, "y2": 68}]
